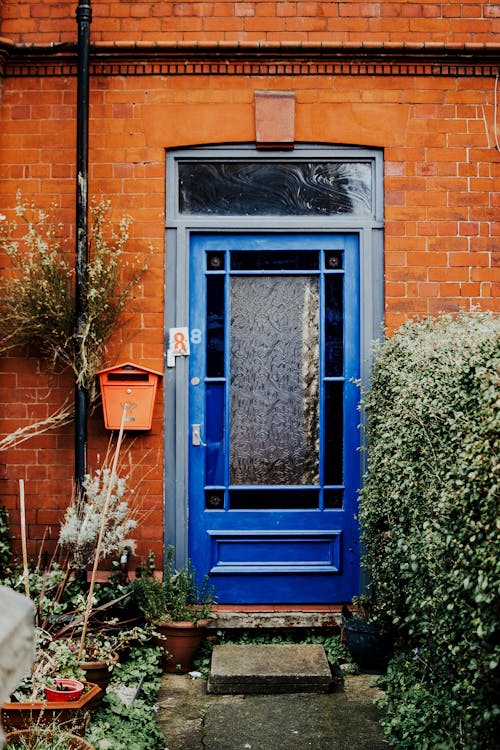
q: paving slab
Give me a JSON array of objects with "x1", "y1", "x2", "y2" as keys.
[
  {"x1": 204, "y1": 691, "x2": 388, "y2": 750},
  {"x1": 207, "y1": 643, "x2": 332, "y2": 694},
  {"x1": 155, "y1": 672, "x2": 388, "y2": 750}
]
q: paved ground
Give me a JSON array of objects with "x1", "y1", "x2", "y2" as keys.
[{"x1": 156, "y1": 671, "x2": 388, "y2": 750}]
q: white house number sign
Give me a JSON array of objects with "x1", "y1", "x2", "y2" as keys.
[{"x1": 167, "y1": 327, "x2": 202, "y2": 367}]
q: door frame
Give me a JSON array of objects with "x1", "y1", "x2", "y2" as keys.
[{"x1": 164, "y1": 144, "x2": 384, "y2": 581}]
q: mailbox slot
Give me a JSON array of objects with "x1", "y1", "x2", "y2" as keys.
[
  {"x1": 97, "y1": 362, "x2": 162, "y2": 431},
  {"x1": 108, "y1": 372, "x2": 149, "y2": 382}
]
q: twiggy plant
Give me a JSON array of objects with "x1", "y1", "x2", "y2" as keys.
[{"x1": 0, "y1": 195, "x2": 147, "y2": 448}]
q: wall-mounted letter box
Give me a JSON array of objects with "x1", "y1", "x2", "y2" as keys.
[{"x1": 97, "y1": 362, "x2": 163, "y2": 430}]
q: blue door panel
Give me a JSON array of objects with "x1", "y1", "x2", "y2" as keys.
[{"x1": 188, "y1": 233, "x2": 360, "y2": 604}]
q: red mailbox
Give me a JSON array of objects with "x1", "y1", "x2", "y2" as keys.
[{"x1": 97, "y1": 362, "x2": 162, "y2": 430}]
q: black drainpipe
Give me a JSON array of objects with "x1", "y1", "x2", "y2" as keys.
[{"x1": 75, "y1": 0, "x2": 92, "y2": 491}]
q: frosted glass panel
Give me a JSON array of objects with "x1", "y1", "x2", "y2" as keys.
[{"x1": 230, "y1": 276, "x2": 319, "y2": 485}]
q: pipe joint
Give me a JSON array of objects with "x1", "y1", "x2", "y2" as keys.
[{"x1": 76, "y1": 3, "x2": 92, "y2": 24}]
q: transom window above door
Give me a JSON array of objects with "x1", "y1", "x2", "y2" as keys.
[{"x1": 178, "y1": 161, "x2": 374, "y2": 216}]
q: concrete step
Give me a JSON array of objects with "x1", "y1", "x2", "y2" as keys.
[
  {"x1": 207, "y1": 609, "x2": 342, "y2": 630},
  {"x1": 207, "y1": 643, "x2": 332, "y2": 695}
]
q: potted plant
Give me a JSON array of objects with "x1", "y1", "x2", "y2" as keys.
[
  {"x1": 341, "y1": 595, "x2": 392, "y2": 673},
  {"x1": 44, "y1": 679, "x2": 85, "y2": 703},
  {"x1": 1, "y1": 633, "x2": 101, "y2": 732},
  {"x1": 132, "y1": 547, "x2": 214, "y2": 673},
  {"x1": 5, "y1": 727, "x2": 95, "y2": 750}
]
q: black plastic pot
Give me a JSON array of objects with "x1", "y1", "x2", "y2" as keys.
[{"x1": 341, "y1": 606, "x2": 392, "y2": 672}]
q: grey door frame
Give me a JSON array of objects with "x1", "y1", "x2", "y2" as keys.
[{"x1": 164, "y1": 143, "x2": 384, "y2": 574}]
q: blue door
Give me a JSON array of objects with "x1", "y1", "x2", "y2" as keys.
[{"x1": 188, "y1": 233, "x2": 360, "y2": 604}]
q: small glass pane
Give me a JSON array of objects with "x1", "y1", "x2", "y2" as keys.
[
  {"x1": 205, "y1": 491, "x2": 224, "y2": 510},
  {"x1": 324, "y1": 489, "x2": 343, "y2": 509},
  {"x1": 205, "y1": 384, "x2": 225, "y2": 485},
  {"x1": 230, "y1": 489, "x2": 319, "y2": 510},
  {"x1": 207, "y1": 251, "x2": 225, "y2": 270},
  {"x1": 207, "y1": 275, "x2": 225, "y2": 377},
  {"x1": 325, "y1": 275, "x2": 343, "y2": 377},
  {"x1": 231, "y1": 250, "x2": 319, "y2": 271},
  {"x1": 325, "y1": 250, "x2": 343, "y2": 270},
  {"x1": 324, "y1": 382, "x2": 343, "y2": 485},
  {"x1": 230, "y1": 275, "x2": 319, "y2": 485},
  {"x1": 179, "y1": 162, "x2": 372, "y2": 216}
]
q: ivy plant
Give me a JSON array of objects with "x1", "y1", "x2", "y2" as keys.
[{"x1": 86, "y1": 646, "x2": 164, "y2": 750}]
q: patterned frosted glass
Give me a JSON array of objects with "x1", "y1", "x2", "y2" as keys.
[
  {"x1": 179, "y1": 162, "x2": 372, "y2": 216},
  {"x1": 230, "y1": 276, "x2": 319, "y2": 485}
]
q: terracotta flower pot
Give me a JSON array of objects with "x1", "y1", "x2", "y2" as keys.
[
  {"x1": 5, "y1": 729, "x2": 95, "y2": 750},
  {"x1": 44, "y1": 679, "x2": 85, "y2": 702},
  {"x1": 155, "y1": 620, "x2": 209, "y2": 674},
  {"x1": 79, "y1": 653, "x2": 118, "y2": 691},
  {"x1": 1, "y1": 682, "x2": 102, "y2": 733}
]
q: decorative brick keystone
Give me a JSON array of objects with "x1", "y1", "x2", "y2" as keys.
[{"x1": 255, "y1": 91, "x2": 295, "y2": 150}]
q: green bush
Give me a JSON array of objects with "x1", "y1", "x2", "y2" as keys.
[{"x1": 358, "y1": 311, "x2": 499, "y2": 749}]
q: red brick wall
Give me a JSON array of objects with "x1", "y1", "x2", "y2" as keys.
[
  {"x1": 1, "y1": 0, "x2": 499, "y2": 44},
  {"x1": 0, "y1": 1, "x2": 498, "y2": 569}
]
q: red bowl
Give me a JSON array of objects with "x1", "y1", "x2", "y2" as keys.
[{"x1": 44, "y1": 679, "x2": 85, "y2": 702}]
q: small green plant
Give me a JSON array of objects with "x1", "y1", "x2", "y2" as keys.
[
  {"x1": 11, "y1": 630, "x2": 85, "y2": 702},
  {"x1": 1, "y1": 562, "x2": 86, "y2": 635},
  {"x1": 132, "y1": 547, "x2": 214, "y2": 624}
]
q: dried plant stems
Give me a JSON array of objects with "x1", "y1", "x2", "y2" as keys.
[
  {"x1": 78, "y1": 404, "x2": 128, "y2": 659},
  {"x1": 19, "y1": 479, "x2": 30, "y2": 599},
  {"x1": 0, "y1": 400, "x2": 74, "y2": 452},
  {"x1": 0, "y1": 197, "x2": 147, "y2": 450}
]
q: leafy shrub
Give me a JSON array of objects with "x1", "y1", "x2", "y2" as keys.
[{"x1": 358, "y1": 311, "x2": 499, "y2": 749}]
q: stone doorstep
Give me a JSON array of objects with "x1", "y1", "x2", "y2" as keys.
[
  {"x1": 207, "y1": 643, "x2": 333, "y2": 695},
  {"x1": 207, "y1": 609, "x2": 342, "y2": 630}
]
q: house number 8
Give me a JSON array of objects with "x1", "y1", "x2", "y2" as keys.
[{"x1": 191, "y1": 328, "x2": 202, "y2": 345}]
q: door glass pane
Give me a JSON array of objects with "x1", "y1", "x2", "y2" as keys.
[
  {"x1": 205, "y1": 383, "x2": 225, "y2": 485},
  {"x1": 206, "y1": 275, "x2": 225, "y2": 377},
  {"x1": 324, "y1": 381, "x2": 343, "y2": 485},
  {"x1": 325, "y1": 274, "x2": 343, "y2": 377},
  {"x1": 231, "y1": 250, "x2": 319, "y2": 271},
  {"x1": 230, "y1": 276, "x2": 319, "y2": 485},
  {"x1": 230, "y1": 489, "x2": 319, "y2": 509},
  {"x1": 179, "y1": 162, "x2": 372, "y2": 216}
]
